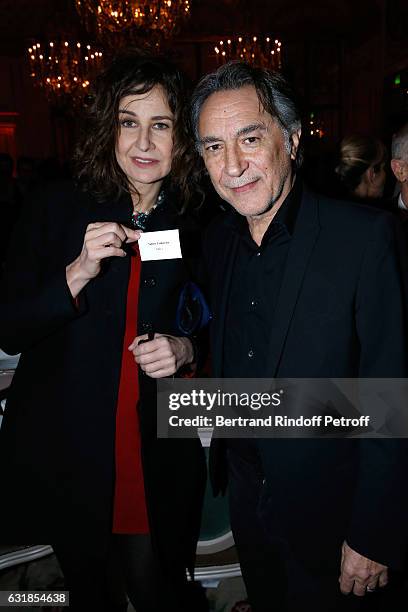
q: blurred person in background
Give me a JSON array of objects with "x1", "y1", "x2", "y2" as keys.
[
  {"x1": 335, "y1": 135, "x2": 388, "y2": 207},
  {"x1": 15, "y1": 155, "x2": 38, "y2": 200},
  {"x1": 391, "y1": 122, "x2": 408, "y2": 214}
]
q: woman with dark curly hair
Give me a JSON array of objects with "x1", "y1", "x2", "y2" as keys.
[{"x1": 0, "y1": 51, "x2": 206, "y2": 612}]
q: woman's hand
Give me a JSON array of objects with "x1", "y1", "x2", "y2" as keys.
[
  {"x1": 129, "y1": 334, "x2": 194, "y2": 378},
  {"x1": 66, "y1": 222, "x2": 141, "y2": 298}
]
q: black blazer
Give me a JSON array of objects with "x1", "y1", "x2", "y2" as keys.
[
  {"x1": 0, "y1": 181, "x2": 206, "y2": 578},
  {"x1": 204, "y1": 187, "x2": 408, "y2": 570}
]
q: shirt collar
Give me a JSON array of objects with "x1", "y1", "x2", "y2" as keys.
[
  {"x1": 271, "y1": 175, "x2": 302, "y2": 236},
  {"x1": 225, "y1": 175, "x2": 302, "y2": 237},
  {"x1": 398, "y1": 192, "x2": 408, "y2": 211}
]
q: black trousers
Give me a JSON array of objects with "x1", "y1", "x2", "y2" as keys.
[
  {"x1": 227, "y1": 443, "x2": 407, "y2": 612},
  {"x1": 53, "y1": 533, "x2": 194, "y2": 612}
]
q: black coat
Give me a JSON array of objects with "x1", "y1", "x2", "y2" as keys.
[
  {"x1": 0, "y1": 181, "x2": 206, "y2": 580},
  {"x1": 204, "y1": 187, "x2": 408, "y2": 570}
]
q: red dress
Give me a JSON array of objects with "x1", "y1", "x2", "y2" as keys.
[{"x1": 112, "y1": 246, "x2": 149, "y2": 534}]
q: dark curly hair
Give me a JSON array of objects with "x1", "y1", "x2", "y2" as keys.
[{"x1": 74, "y1": 49, "x2": 198, "y2": 210}]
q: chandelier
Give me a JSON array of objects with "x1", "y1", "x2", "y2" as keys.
[
  {"x1": 214, "y1": 35, "x2": 282, "y2": 70},
  {"x1": 27, "y1": 39, "x2": 104, "y2": 106},
  {"x1": 75, "y1": 0, "x2": 191, "y2": 48}
]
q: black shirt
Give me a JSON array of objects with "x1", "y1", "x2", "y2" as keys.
[{"x1": 223, "y1": 178, "x2": 302, "y2": 378}]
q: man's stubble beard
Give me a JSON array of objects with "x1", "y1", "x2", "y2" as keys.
[{"x1": 250, "y1": 164, "x2": 293, "y2": 219}]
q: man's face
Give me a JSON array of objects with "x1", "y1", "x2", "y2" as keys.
[
  {"x1": 391, "y1": 157, "x2": 408, "y2": 186},
  {"x1": 197, "y1": 85, "x2": 300, "y2": 218}
]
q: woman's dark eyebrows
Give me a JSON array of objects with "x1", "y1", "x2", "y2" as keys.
[
  {"x1": 151, "y1": 115, "x2": 174, "y2": 121},
  {"x1": 118, "y1": 110, "x2": 173, "y2": 121}
]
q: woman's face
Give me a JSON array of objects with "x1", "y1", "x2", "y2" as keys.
[
  {"x1": 115, "y1": 85, "x2": 174, "y2": 190},
  {"x1": 369, "y1": 161, "x2": 387, "y2": 198}
]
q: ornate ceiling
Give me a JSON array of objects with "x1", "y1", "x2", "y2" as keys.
[{"x1": 0, "y1": 0, "x2": 407, "y2": 55}]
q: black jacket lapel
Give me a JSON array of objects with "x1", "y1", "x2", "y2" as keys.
[
  {"x1": 211, "y1": 229, "x2": 239, "y2": 377},
  {"x1": 265, "y1": 189, "x2": 321, "y2": 376},
  {"x1": 94, "y1": 193, "x2": 132, "y2": 332}
]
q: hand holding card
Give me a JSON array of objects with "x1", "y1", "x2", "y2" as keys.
[{"x1": 138, "y1": 229, "x2": 182, "y2": 261}]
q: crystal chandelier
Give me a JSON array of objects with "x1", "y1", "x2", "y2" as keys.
[
  {"x1": 75, "y1": 0, "x2": 191, "y2": 48},
  {"x1": 27, "y1": 39, "x2": 104, "y2": 106},
  {"x1": 214, "y1": 35, "x2": 282, "y2": 70}
]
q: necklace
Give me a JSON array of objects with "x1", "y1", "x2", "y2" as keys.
[{"x1": 130, "y1": 191, "x2": 165, "y2": 230}]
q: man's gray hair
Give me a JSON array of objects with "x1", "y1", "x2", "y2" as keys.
[
  {"x1": 190, "y1": 61, "x2": 302, "y2": 166},
  {"x1": 392, "y1": 122, "x2": 408, "y2": 161}
]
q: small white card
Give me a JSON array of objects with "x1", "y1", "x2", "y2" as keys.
[{"x1": 138, "y1": 229, "x2": 182, "y2": 261}]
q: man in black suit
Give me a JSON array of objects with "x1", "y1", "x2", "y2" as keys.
[
  {"x1": 190, "y1": 62, "x2": 408, "y2": 611},
  {"x1": 391, "y1": 122, "x2": 408, "y2": 214}
]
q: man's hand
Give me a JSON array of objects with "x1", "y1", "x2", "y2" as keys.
[
  {"x1": 66, "y1": 222, "x2": 141, "y2": 298},
  {"x1": 129, "y1": 334, "x2": 194, "y2": 378},
  {"x1": 339, "y1": 541, "x2": 388, "y2": 596}
]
